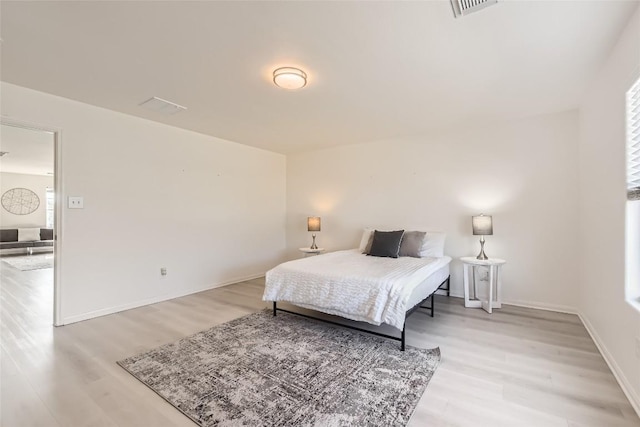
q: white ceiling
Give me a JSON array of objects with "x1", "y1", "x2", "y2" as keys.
[
  {"x1": 0, "y1": 1, "x2": 637, "y2": 154},
  {"x1": 0, "y1": 124, "x2": 55, "y2": 176}
]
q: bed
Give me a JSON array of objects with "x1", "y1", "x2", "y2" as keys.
[{"x1": 263, "y1": 239, "x2": 451, "y2": 350}]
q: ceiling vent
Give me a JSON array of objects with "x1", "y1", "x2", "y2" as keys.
[
  {"x1": 139, "y1": 97, "x2": 187, "y2": 115},
  {"x1": 451, "y1": 0, "x2": 498, "y2": 18}
]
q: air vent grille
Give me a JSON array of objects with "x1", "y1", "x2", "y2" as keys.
[
  {"x1": 139, "y1": 97, "x2": 187, "y2": 115},
  {"x1": 451, "y1": 0, "x2": 498, "y2": 18}
]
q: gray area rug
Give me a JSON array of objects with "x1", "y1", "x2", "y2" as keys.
[
  {"x1": 118, "y1": 310, "x2": 440, "y2": 427},
  {"x1": 1, "y1": 253, "x2": 53, "y2": 271}
]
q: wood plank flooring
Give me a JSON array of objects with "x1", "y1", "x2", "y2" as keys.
[{"x1": 1, "y1": 261, "x2": 638, "y2": 427}]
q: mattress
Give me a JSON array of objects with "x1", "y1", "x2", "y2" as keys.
[
  {"x1": 263, "y1": 249, "x2": 452, "y2": 330},
  {"x1": 406, "y1": 262, "x2": 450, "y2": 309}
]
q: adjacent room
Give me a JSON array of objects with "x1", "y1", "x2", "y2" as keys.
[
  {"x1": 1, "y1": 1, "x2": 639, "y2": 426},
  {"x1": 0, "y1": 124, "x2": 56, "y2": 348}
]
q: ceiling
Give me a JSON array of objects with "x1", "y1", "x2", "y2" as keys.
[
  {"x1": 0, "y1": 1, "x2": 637, "y2": 154},
  {"x1": 0, "y1": 124, "x2": 55, "y2": 176}
]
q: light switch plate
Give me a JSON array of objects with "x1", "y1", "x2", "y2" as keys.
[{"x1": 68, "y1": 196, "x2": 84, "y2": 209}]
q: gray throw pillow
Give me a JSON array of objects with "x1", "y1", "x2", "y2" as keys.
[
  {"x1": 399, "y1": 231, "x2": 427, "y2": 258},
  {"x1": 368, "y1": 230, "x2": 405, "y2": 258}
]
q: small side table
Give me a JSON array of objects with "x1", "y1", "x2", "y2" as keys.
[
  {"x1": 460, "y1": 257, "x2": 506, "y2": 314},
  {"x1": 298, "y1": 248, "x2": 325, "y2": 257}
]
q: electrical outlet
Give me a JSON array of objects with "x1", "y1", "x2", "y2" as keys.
[
  {"x1": 68, "y1": 196, "x2": 84, "y2": 209},
  {"x1": 636, "y1": 337, "x2": 640, "y2": 359},
  {"x1": 160, "y1": 267, "x2": 167, "y2": 276}
]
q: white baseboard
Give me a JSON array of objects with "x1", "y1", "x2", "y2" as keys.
[
  {"x1": 500, "y1": 299, "x2": 577, "y2": 315},
  {"x1": 438, "y1": 292, "x2": 577, "y2": 315},
  {"x1": 60, "y1": 272, "x2": 265, "y2": 325},
  {"x1": 435, "y1": 289, "x2": 460, "y2": 297},
  {"x1": 578, "y1": 311, "x2": 640, "y2": 417}
]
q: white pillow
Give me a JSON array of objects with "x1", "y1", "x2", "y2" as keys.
[
  {"x1": 358, "y1": 228, "x2": 374, "y2": 253},
  {"x1": 419, "y1": 232, "x2": 447, "y2": 258},
  {"x1": 18, "y1": 228, "x2": 41, "y2": 242}
]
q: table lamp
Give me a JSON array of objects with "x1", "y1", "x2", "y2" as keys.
[
  {"x1": 472, "y1": 214, "x2": 493, "y2": 260},
  {"x1": 308, "y1": 217, "x2": 321, "y2": 249}
]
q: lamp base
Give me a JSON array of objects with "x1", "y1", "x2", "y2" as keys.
[
  {"x1": 476, "y1": 236, "x2": 488, "y2": 260},
  {"x1": 310, "y1": 234, "x2": 318, "y2": 250}
]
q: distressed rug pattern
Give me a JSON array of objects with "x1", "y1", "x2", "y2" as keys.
[{"x1": 118, "y1": 310, "x2": 440, "y2": 427}]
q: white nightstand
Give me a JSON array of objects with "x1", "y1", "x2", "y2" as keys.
[
  {"x1": 298, "y1": 248, "x2": 325, "y2": 257},
  {"x1": 460, "y1": 257, "x2": 506, "y2": 314}
]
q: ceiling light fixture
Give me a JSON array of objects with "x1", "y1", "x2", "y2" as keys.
[{"x1": 273, "y1": 67, "x2": 307, "y2": 90}]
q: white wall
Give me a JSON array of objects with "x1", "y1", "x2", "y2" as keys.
[
  {"x1": 0, "y1": 172, "x2": 53, "y2": 228},
  {"x1": 1, "y1": 82, "x2": 287, "y2": 324},
  {"x1": 287, "y1": 110, "x2": 580, "y2": 311},
  {"x1": 578, "y1": 7, "x2": 640, "y2": 412}
]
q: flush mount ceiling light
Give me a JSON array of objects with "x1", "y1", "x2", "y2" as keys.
[{"x1": 273, "y1": 67, "x2": 307, "y2": 90}]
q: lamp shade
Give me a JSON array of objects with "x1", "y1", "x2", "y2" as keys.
[
  {"x1": 472, "y1": 214, "x2": 493, "y2": 235},
  {"x1": 307, "y1": 217, "x2": 321, "y2": 232}
]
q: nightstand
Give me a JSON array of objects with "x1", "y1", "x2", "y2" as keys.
[
  {"x1": 298, "y1": 248, "x2": 325, "y2": 257},
  {"x1": 460, "y1": 257, "x2": 506, "y2": 314}
]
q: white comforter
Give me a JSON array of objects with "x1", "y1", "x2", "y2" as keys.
[{"x1": 263, "y1": 249, "x2": 450, "y2": 330}]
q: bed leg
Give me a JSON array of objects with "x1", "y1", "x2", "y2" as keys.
[
  {"x1": 446, "y1": 276, "x2": 450, "y2": 297},
  {"x1": 273, "y1": 301, "x2": 276, "y2": 316},
  {"x1": 430, "y1": 293, "x2": 435, "y2": 318},
  {"x1": 401, "y1": 323, "x2": 406, "y2": 351}
]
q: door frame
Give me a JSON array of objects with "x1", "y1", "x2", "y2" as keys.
[{"x1": 1, "y1": 118, "x2": 64, "y2": 326}]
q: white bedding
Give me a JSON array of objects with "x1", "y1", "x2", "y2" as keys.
[{"x1": 263, "y1": 249, "x2": 451, "y2": 330}]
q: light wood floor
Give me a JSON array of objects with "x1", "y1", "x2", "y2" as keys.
[{"x1": 1, "y1": 262, "x2": 639, "y2": 427}]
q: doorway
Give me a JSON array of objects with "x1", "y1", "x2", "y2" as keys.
[{"x1": 0, "y1": 121, "x2": 61, "y2": 326}]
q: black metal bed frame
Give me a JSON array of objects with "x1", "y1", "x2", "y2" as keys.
[{"x1": 272, "y1": 275, "x2": 450, "y2": 351}]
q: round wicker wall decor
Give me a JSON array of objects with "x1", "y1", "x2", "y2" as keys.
[{"x1": 1, "y1": 188, "x2": 40, "y2": 215}]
